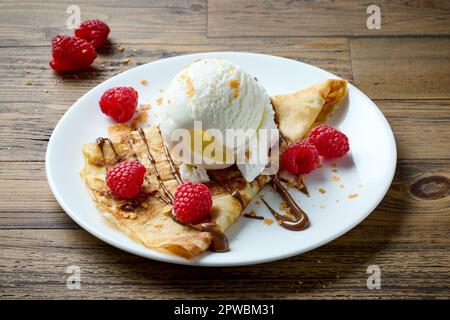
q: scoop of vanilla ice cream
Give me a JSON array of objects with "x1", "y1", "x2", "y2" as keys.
[{"x1": 160, "y1": 58, "x2": 277, "y2": 182}]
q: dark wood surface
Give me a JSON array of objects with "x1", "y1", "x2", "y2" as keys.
[{"x1": 0, "y1": 0, "x2": 449, "y2": 299}]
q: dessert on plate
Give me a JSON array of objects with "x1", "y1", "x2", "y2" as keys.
[{"x1": 81, "y1": 58, "x2": 348, "y2": 259}]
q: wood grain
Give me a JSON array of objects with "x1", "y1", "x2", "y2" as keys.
[
  {"x1": 0, "y1": 0, "x2": 206, "y2": 46},
  {"x1": 207, "y1": 0, "x2": 450, "y2": 37},
  {"x1": 0, "y1": 223, "x2": 448, "y2": 299},
  {"x1": 375, "y1": 100, "x2": 450, "y2": 159},
  {"x1": 351, "y1": 38, "x2": 450, "y2": 99},
  {"x1": 0, "y1": 0, "x2": 449, "y2": 300}
]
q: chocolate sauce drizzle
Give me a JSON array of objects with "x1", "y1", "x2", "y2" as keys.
[
  {"x1": 243, "y1": 213, "x2": 264, "y2": 220},
  {"x1": 209, "y1": 173, "x2": 246, "y2": 208},
  {"x1": 138, "y1": 128, "x2": 174, "y2": 203},
  {"x1": 207, "y1": 168, "x2": 309, "y2": 231},
  {"x1": 261, "y1": 176, "x2": 309, "y2": 231},
  {"x1": 279, "y1": 130, "x2": 289, "y2": 144},
  {"x1": 96, "y1": 137, "x2": 119, "y2": 161},
  {"x1": 127, "y1": 138, "x2": 138, "y2": 160},
  {"x1": 231, "y1": 190, "x2": 245, "y2": 207},
  {"x1": 278, "y1": 175, "x2": 310, "y2": 197},
  {"x1": 158, "y1": 127, "x2": 182, "y2": 184},
  {"x1": 170, "y1": 210, "x2": 229, "y2": 252}
]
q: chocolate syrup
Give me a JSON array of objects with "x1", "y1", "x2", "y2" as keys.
[
  {"x1": 278, "y1": 175, "x2": 310, "y2": 196},
  {"x1": 191, "y1": 223, "x2": 229, "y2": 252},
  {"x1": 127, "y1": 138, "x2": 138, "y2": 160},
  {"x1": 209, "y1": 173, "x2": 246, "y2": 208},
  {"x1": 158, "y1": 127, "x2": 182, "y2": 184},
  {"x1": 243, "y1": 213, "x2": 264, "y2": 220},
  {"x1": 144, "y1": 176, "x2": 171, "y2": 205},
  {"x1": 279, "y1": 130, "x2": 288, "y2": 144},
  {"x1": 138, "y1": 128, "x2": 174, "y2": 203},
  {"x1": 262, "y1": 176, "x2": 309, "y2": 231},
  {"x1": 231, "y1": 190, "x2": 245, "y2": 207},
  {"x1": 170, "y1": 210, "x2": 229, "y2": 252},
  {"x1": 299, "y1": 184, "x2": 309, "y2": 197},
  {"x1": 96, "y1": 137, "x2": 119, "y2": 161}
]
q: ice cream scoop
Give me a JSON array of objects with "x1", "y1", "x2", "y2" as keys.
[{"x1": 160, "y1": 58, "x2": 277, "y2": 182}]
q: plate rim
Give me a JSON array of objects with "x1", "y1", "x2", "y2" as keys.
[{"x1": 45, "y1": 51, "x2": 397, "y2": 267}]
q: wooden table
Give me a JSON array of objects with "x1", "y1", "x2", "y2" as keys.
[{"x1": 1, "y1": 0, "x2": 449, "y2": 299}]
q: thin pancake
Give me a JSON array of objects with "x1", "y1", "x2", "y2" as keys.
[
  {"x1": 81, "y1": 125, "x2": 269, "y2": 259},
  {"x1": 271, "y1": 79, "x2": 348, "y2": 144}
]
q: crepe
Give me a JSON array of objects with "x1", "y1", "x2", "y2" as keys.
[
  {"x1": 81, "y1": 125, "x2": 269, "y2": 258},
  {"x1": 271, "y1": 79, "x2": 348, "y2": 144},
  {"x1": 80, "y1": 79, "x2": 348, "y2": 259}
]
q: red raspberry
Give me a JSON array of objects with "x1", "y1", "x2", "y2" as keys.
[
  {"x1": 106, "y1": 161, "x2": 146, "y2": 199},
  {"x1": 281, "y1": 141, "x2": 320, "y2": 175},
  {"x1": 99, "y1": 87, "x2": 138, "y2": 123},
  {"x1": 75, "y1": 19, "x2": 110, "y2": 49},
  {"x1": 173, "y1": 182, "x2": 213, "y2": 224},
  {"x1": 49, "y1": 35, "x2": 96, "y2": 72},
  {"x1": 308, "y1": 125, "x2": 350, "y2": 159}
]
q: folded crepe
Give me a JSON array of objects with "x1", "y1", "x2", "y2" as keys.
[
  {"x1": 81, "y1": 125, "x2": 269, "y2": 258},
  {"x1": 81, "y1": 79, "x2": 348, "y2": 259},
  {"x1": 271, "y1": 79, "x2": 348, "y2": 144}
]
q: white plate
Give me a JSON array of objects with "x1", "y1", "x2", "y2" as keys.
[{"x1": 46, "y1": 52, "x2": 396, "y2": 266}]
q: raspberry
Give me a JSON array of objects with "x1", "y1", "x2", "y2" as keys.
[
  {"x1": 99, "y1": 87, "x2": 138, "y2": 123},
  {"x1": 75, "y1": 19, "x2": 110, "y2": 49},
  {"x1": 106, "y1": 161, "x2": 146, "y2": 199},
  {"x1": 308, "y1": 125, "x2": 350, "y2": 159},
  {"x1": 49, "y1": 35, "x2": 96, "y2": 72},
  {"x1": 281, "y1": 141, "x2": 320, "y2": 175},
  {"x1": 173, "y1": 182, "x2": 213, "y2": 224}
]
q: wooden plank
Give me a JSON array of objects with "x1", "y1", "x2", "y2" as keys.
[
  {"x1": 0, "y1": 102, "x2": 63, "y2": 161},
  {"x1": 375, "y1": 100, "x2": 450, "y2": 160},
  {"x1": 207, "y1": 0, "x2": 450, "y2": 37},
  {"x1": 0, "y1": 0, "x2": 206, "y2": 47},
  {"x1": 0, "y1": 227, "x2": 448, "y2": 299},
  {"x1": 0, "y1": 159, "x2": 448, "y2": 229},
  {"x1": 1, "y1": 99, "x2": 449, "y2": 162},
  {"x1": 0, "y1": 162, "x2": 77, "y2": 229},
  {"x1": 351, "y1": 38, "x2": 450, "y2": 99},
  {"x1": 0, "y1": 37, "x2": 352, "y2": 104}
]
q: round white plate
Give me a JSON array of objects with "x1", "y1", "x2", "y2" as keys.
[{"x1": 46, "y1": 52, "x2": 396, "y2": 266}]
